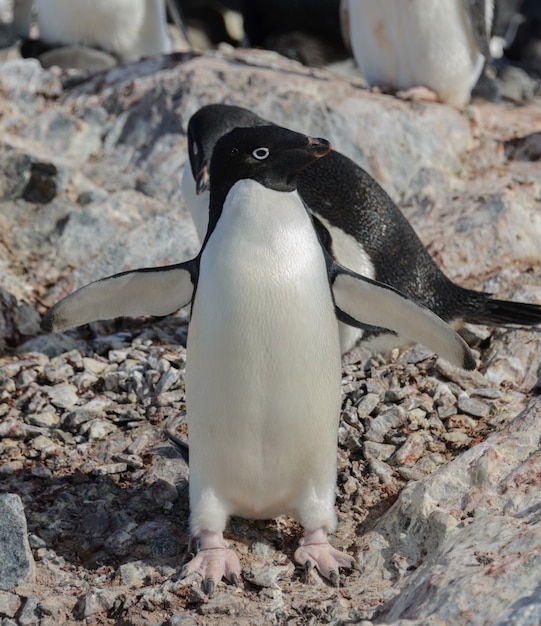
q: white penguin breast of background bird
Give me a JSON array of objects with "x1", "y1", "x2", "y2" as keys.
[
  {"x1": 186, "y1": 178, "x2": 341, "y2": 534},
  {"x1": 346, "y1": 0, "x2": 492, "y2": 106}
]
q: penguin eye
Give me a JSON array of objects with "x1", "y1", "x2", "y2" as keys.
[
  {"x1": 192, "y1": 141, "x2": 198, "y2": 156},
  {"x1": 252, "y1": 147, "x2": 270, "y2": 160}
]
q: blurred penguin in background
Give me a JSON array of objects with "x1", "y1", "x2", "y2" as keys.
[
  {"x1": 342, "y1": 0, "x2": 494, "y2": 107},
  {"x1": 14, "y1": 0, "x2": 188, "y2": 69}
]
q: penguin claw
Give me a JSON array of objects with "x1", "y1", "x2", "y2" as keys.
[
  {"x1": 204, "y1": 577, "x2": 216, "y2": 597},
  {"x1": 328, "y1": 569, "x2": 339, "y2": 587},
  {"x1": 181, "y1": 533, "x2": 242, "y2": 595},
  {"x1": 295, "y1": 527, "x2": 355, "y2": 586}
]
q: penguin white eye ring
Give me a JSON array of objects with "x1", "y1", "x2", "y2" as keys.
[
  {"x1": 252, "y1": 147, "x2": 270, "y2": 160},
  {"x1": 192, "y1": 141, "x2": 198, "y2": 156}
]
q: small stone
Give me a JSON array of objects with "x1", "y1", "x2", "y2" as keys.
[
  {"x1": 403, "y1": 344, "x2": 435, "y2": 364},
  {"x1": 457, "y1": 396, "x2": 490, "y2": 419},
  {"x1": 397, "y1": 467, "x2": 427, "y2": 481},
  {"x1": 46, "y1": 383, "x2": 78, "y2": 409},
  {"x1": 393, "y1": 432, "x2": 428, "y2": 467},
  {"x1": 251, "y1": 541, "x2": 276, "y2": 557},
  {"x1": 363, "y1": 441, "x2": 396, "y2": 462},
  {"x1": 156, "y1": 367, "x2": 180, "y2": 394},
  {"x1": 367, "y1": 406, "x2": 404, "y2": 436},
  {"x1": 356, "y1": 393, "x2": 381, "y2": 418},
  {"x1": 25, "y1": 411, "x2": 60, "y2": 428},
  {"x1": 103, "y1": 530, "x2": 135, "y2": 557},
  {"x1": 245, "y1": 561, "x2": 294, "y2": 588},
  {"x1": 368, "y1": 458, "x2": 395, "y2": 484},
  {"x1": 0, "y1": 494, "x2": 35, "y2": 590},
  {"x1": 30, "y1": 463, "x2": 53, "y2": 479},
  {"x1": 442, "y1": 431, "x2": 471, "y2": 448},
  {"x1": 470, "y1": 387, "x2": 501, "y2": 400},
  {"x1": 118, "y1": 560, "x2": 155, "y2": 588},
  {"x1": 82, "y1": 357, "x2": 108, "y2": 375},
  {"x1": 151, "y1": 479, "x2": 179, "y2": 506},
  {"x1": 437, "y1": 404, "x2": 458, "y2": 419},
  {"x1": 0, "y1": 591, "x2": 21, "y2": 618},
  {"x1": 91, "y1": 462, "x2": 128, "y2": 476},
  {"x1": 81, "y1": 419, "x2": 117, "y2": 441},
  {"x1": 17, "y1": 596, "x2": 40, "y2": 626},
  {"x1": 77, "y1": 588, "x2": 125, "y2": 619},
  {"x1": 30, "y1": 435, "x2": 59, "y2": 457}
]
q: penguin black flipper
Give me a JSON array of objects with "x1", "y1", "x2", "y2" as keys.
[
  {"x1": 327, "y1": 256, "x2": 476, "y2": 371},
  {"x1": 41, "y1": 259, "x2": 198, "y2": 333}
]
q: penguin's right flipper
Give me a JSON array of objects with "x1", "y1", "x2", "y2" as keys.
[
  {"x1": 41, "y1": 259, "x2": 199, "y2": 333},
  {"x1": 329, "y1": 260, "x2": 476, "y2": 371}
]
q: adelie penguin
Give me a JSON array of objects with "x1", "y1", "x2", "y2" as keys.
[
  {"x1": 342, "y1": 0, "x2": 494, "y2": 107},
  {"x1": 41, "y1": 126, "x2": 475, "y2": 593},
  {"x1": 182, "y1": 103, "x2": 541, "y2": 355}
]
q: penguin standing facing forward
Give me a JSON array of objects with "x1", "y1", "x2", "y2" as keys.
[
  {"x1": 41, "y1": 126, "x2": 474, "y2": 592},
  {"x1": 343, "y1": 0, "x2": 494, "y2": 106},
  {"x1": 182, "y1": 104, "x2": 541, "y2": 354}
]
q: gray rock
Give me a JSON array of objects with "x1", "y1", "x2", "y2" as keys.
[
  {"x1": 0, "y1": 494, "x2": 35, "y2": 590},
  {"x1": 457, "y1": 395, "x2": 491, "y2": 419},
  {"x1": 358, "y1": 399, "x2": 541, "y2": 625},
  {"x1": 363, "y1": 441, "x2": 396, "y2": 462},
  {"x1": 17, "y1": 596, "x2": 39, "y2": 625},
  {"x1": 0, "y1": 591, "x2": 21, "y2": 618}
]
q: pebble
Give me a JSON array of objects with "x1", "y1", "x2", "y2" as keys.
[
  {"x1": 356, "y1": 393, "x2": 381, "y2": 419},
  {"x1": 251, "y1": 541, "x2": 276, "y2": 558},
  {"x1": 245, "y1": 562, "x2": 294, "y2": 588},
  {"x1": 91, "y1": 462, "x2": 128, "y2": 476},
  {"x1": 25, "y1": 411, "x2": 60, "y2": 428},
  {"x1": 118, "y1": 560, "x2": 154, "y2": 588},
  {"x1": 392, "y1": 432, "x2": 428, "y2": 467},
  {"x1": 457, "y1": 396, "x2": 491, "y2": 419},
  {"x1": 442, "y1": 431, "x2": 471, "y2": 448},
  {"x1": 103, "y1": 530, "x2": 135, "y2": 557},
  {"x1": 80, "y1": 419, "x2": 117, "y2": 441},
  {"x1": 17, "y1": 596, "x2": 40, "y2": 626},
  {"x1": 0, "y1": 591, "x2": 21, "y2": 618},
  {"x1": 368, "y1": 458, "x2": 395, "y2": 484},
  {"x1": 367, "y1": 406, "x2": 404, "y2": 436},
  {"x1": 47, "y1": 383, "x2": 79, "y2": 409},
  {"x1": 363, "y1": 441, "x2": 396, "y2": 462}
]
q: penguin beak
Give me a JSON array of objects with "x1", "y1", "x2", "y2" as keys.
[
  {"x1": 195, "y1": 165, "x2": 210, "y2": 194},
  {"x1": 307, "y1": 137, "x2": 332, "y2": 158}
]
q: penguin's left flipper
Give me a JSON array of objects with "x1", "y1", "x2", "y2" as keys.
[
  {"x1": 40, "y1": 260, "x2": 199, "y2": 333},
  {"x1": 329, "y1": 260, "x2": 476, "y2": 371}
]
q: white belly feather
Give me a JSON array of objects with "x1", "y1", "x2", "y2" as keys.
[
  {"x1": 347, "y1": 0, "x2": 487, "y2": 106},
  {"x1": 186, "y1": 180, "x2": 341, "y2": 532}
]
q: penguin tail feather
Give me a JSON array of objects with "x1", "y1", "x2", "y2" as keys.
[{"x1": 464, "y1": 294, "x2": 541, "y2": 327}]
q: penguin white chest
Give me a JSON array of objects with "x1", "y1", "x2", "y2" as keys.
[
  {"x1": 186, "y1": 180, "x2": 342, "y2": 528},
  {"x1": 347, "y1": 0, "x2": 487, "y2": 106}
]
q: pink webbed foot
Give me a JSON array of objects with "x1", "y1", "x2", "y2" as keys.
[
  {"x1": 294, "y1": 527, "x2": 355, "y2": 586},
  {"x1": 181, "y1": 530, "x2": 241, "y2": 596}
]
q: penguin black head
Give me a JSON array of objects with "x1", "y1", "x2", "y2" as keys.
[
  {"x1": 210, "y1": 125, "x2": 331, "y2": 194},
  {"x1": 204, "y1": 125, "x2": 331, "y2": 241},
  {"x1": 187, "y1": 104, "x2": 268, "y2": 194}
]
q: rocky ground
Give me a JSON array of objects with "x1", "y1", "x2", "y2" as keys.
[{"x1": 1, "y1": 48, "x2": 541, "y2": 625}]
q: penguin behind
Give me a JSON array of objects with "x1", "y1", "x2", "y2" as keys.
[
  {"x1": 343, "y1": 0, "x2": 494, "y2": 106},
  {"x1": 18, "y1": 0, "x2": 173, "y2": 67},
  {"x1": 41, "y1": 126, "x2": 474, "y2": 593},
  {"x1": 182, "y1": 103, "x2": 541, "y2": 354}
]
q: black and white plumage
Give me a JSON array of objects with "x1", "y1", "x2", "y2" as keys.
[
  {"x1": 182, "y1": 103, "x2": 541, "y2": 354},
  {"x1": 343, "y1": 0, "x2": 494, "y2": 106},
  {"x1": 16, "y1": 0, "x2": 174, "y2": 69},
  {"x1": 41, "y1": 126, "x2": 474, "y2": 593}
]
